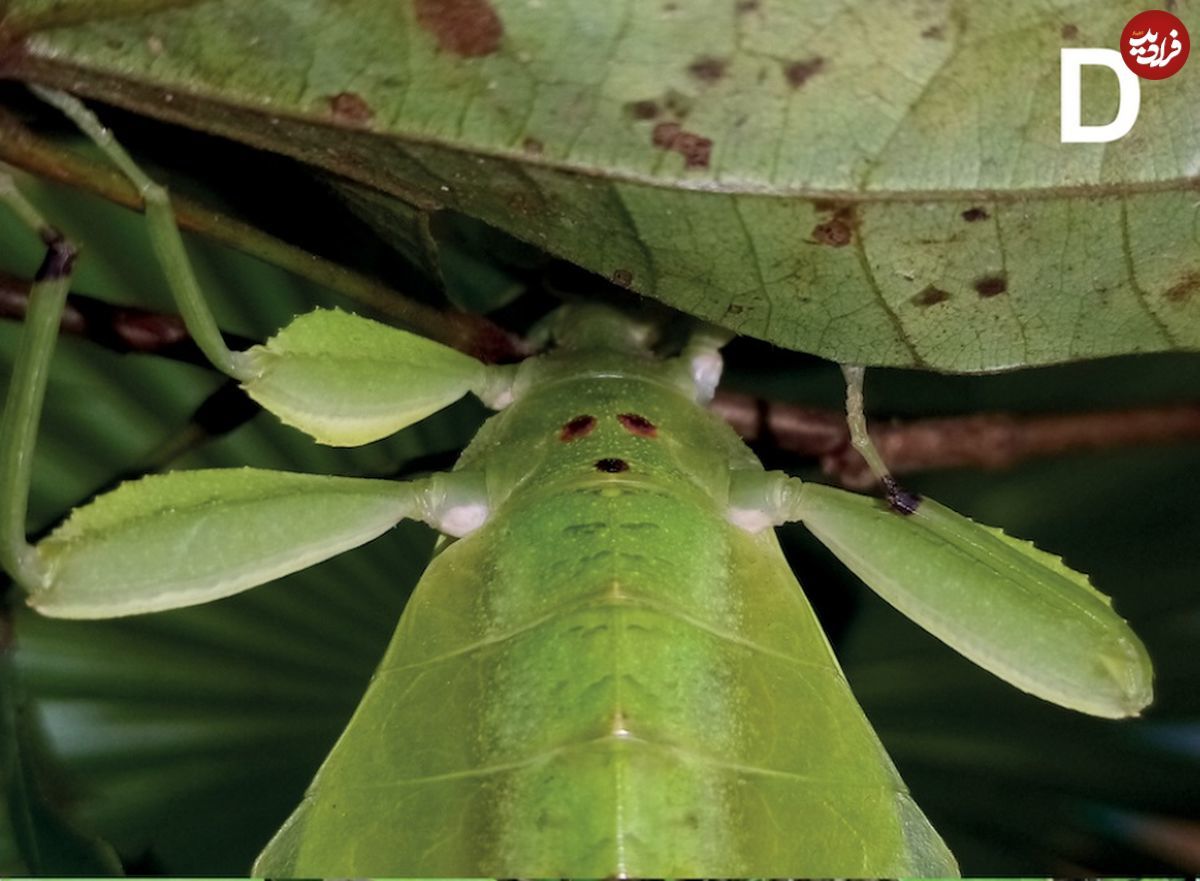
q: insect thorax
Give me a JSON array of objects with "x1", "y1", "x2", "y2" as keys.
[{"x1": 454, "y1": 344, "x2": 756, "y2": 515}]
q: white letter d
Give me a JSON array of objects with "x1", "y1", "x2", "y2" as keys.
[{"x1": 1061, "y1": 48, "x2": 1141, "y2": 143}]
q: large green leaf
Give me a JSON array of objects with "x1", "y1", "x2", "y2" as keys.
[{"x1": 1, "y1": 0, "x2": 1197, "y2": 370}]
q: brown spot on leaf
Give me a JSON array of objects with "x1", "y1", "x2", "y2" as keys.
[
  {"x1": 561, "y1": 415, "x2": 596, "y2": 441},
  {"x1": 611, "y1": 269, "x2": 634, "y2": 287},
  {"x1": 921, "y1": 24, "x2": 945, "y2": 39},
  {"x1": 913, "y1": 285, "x2": 951, "y2": 307},
  {"x1": 1165, "y1": 270, "x2": 1200, "y2": 302},
  {"x1": 627, "y1": 99, "x2": 660, "y2": 120},
  {"x1": 521, "y1": 137, "x2": 544, "y2": 154},
  {"x1": 1061, "y1": 23, "x2": 1079, "y2": 39},
  {"x1": 618, "y1": 413, "x2": 657, "y2": 437},
  {"x1": 328, "y1": 92, "x2": 374, "y2": 124},
  {"x1": 414, "y1": 0, "x2": 503, "y2": 57},
  {"x1": 652, "y1": 122, "x2": 680, "y2": 148},
  {"x1": 961, "y1": 206, "x2": 990, "y2": 222},
  {"x1": 810, "y1": 202, "x2": 856, "y2": 247},
  {"x1": 974, "y1": 273, "x2": 1008, "y2": 297},
  {"x1": 688, "y1": 56, "x2": 727, "y2": 83},
  {"x1": 784, "y1": 56, "x2": 825, "y2": 88},
  {"x1": 652, "y1": 122, "x2": 712, "y2": 169},
  {"x1": 812, "y1": 217, "x2": 852, "y2": 247}
]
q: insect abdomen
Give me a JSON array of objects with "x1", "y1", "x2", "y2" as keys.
[{"x1": 255, "y1": 476, "x2": 954, "y2": 875}]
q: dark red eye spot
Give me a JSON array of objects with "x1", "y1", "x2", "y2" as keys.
[
  {"x1": 560, "y1": 415, "x2": 596, "y2": 441},
  {"x1": 595, "y1": 458, "x2": 629, "y2": 473},
  {"x1": 617, "y1": 413, "x2": 657, "y2": 437}
]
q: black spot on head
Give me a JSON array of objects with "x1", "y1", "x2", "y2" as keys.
[
  {"x1": 560, "y1": 414, "x2": 596, "y2": 441},
  {"x1": 974, "y1": 273, "x2": 1008, "y2": 297},
  {"x1": 961, "y1": 206, "x2": 990, "y2": 222},
  {"x1": 617, "y1": 413, "x2": 657, "y2": 437},
  {"x1": 595, "y1": 458, "x2": 629, "y2": 473}
]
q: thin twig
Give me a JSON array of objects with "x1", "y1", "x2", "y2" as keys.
[
  {"x1": 712, "y1": 390, "x2": 1200, "y2": 489},
  {"x1": 0, "y1": 270, "x2": 254, "y2": 364},
  {"x1": 5, "y1": 277, "x2": 1197, "y2": 485},
  {"x1": 0, "y1": 106, "x2": 526, "y2": 362}
]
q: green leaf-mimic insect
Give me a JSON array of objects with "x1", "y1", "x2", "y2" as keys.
[{"x1": 0, "y1": 89, "x2": 1153, "y2": 876}]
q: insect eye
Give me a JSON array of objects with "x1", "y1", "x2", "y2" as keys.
[
  {"x1": 617, "y1": 413, "x2": 657, "y2": 437},
  {"x1": 560, "y1": 414, "x2": 596, "y2": 441}
]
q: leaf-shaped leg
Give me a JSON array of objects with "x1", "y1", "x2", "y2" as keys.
[
  {"x1": 238, "y1": 308, "x2": 512, "y2": 445},
  {"x1": 28, "y1": 87, "x2": 518, "y2": 447},
  {"x1": 28, "y1": 468, "x2": 488, "y2": 619},
  {"x1": 728, "y1": 469, "x2": 1153, "y2": 718}
]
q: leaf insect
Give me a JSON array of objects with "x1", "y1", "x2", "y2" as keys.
[{"x1": 0, "y1": 87, "x2": 1153, "y2": 876}]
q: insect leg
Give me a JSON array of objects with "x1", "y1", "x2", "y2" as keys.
[
  {"x1": 726, "y1": 464, "x2": 1152, "y2": 718},
  {"x1": 27, "y1": 87, "x2": 518, "y2": 448},
  {"x1": 841, "y1": 364, "x2": 919, "y2": 514},
  {"x1": 28, "y1": 466, "x2": 491, "y2": 619},
  {"x1": 28, "y1": 85, "x2": 250, "y2": 380},
  {"x1": 0, "y1": 168, "x2": 76, "y2": 591},
  {"x1": 679, "y1": 321, "x2": 734, "y2": 402}
]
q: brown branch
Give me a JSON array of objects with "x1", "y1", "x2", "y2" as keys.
[
  {"x1": 0, "y1": 271, "x2": 265, "y2": 445},
  {"x1": 0, "y1": 270, "x2": 255, "y2": 365},
  {"x1": 0, "y1": 106, "x2": 526, "y2": 363},
  {"x1": 4, "y1": 275, "x2": 1198, "y2": 486},
  {"x1": 712, "y1": 390, "x2": 1200, "y2": 489}
]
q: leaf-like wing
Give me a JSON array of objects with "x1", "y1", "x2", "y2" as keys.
[
  {"x1": 30, "y1": 467, "x2": 415, "y2": 618},
  {"x1": 254, "y1": 499, "x2": 958, "y2": 876},
  {"x1": 798, "y1": 484, "x2": 1153, "y2": 719},
  {"x1": 240, "y1": 308, "x2": 489, "y2": 446}
]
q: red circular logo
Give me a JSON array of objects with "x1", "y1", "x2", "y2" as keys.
[{"x1": 1121, "y1": 10, "x2": 1189, "y2": 79}]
